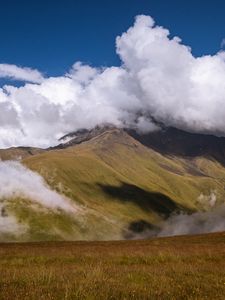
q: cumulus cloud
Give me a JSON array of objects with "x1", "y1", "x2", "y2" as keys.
[
  {"x1": 116, "y1": 15, "x2": 225, "y2": 135},
  {"x1": 0, "y1": 160, "x2": 77, "y2": 212},
  {"x1": 1, "y1": 15, "x2": 225, "y2": 148},
  {"x1": 0, "y1": 63, "x2": 44, "y2": 83}
]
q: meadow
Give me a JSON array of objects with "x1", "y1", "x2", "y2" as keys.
[{"x1": 0, "y1": 232, "x2": 225, "y2": 300}]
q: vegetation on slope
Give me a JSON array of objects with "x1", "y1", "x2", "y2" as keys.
[
  {"x1": 15, "y1": 128, "x2": 225, "y2": 240},
  {"x1": 0, "y1": 147, "x2": 45, "y2": 161}
]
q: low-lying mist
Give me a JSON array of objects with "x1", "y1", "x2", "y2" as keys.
[
  {"x1": 157, "y1": 204, "x2": 225, "y2": 237},
  {"x1": 0, "y1": 203, "x2": 27, "y2": 235},
  {"x1": 0, "y1": 160, "x2": 77, "y2": 212},
  {"x1": 155, "y1": 191, "x2": 225, "y2": 237},
  {"x1": 130, "y1": 203, "x2": 225, "y2": 239}
]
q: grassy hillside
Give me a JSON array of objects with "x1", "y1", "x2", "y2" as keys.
[
  {"x1": 0, "y1": 147, "x2": 45, "y2": 160},
  {"x1": 0, "y1": 232, "x2": 224, "y2": 299},
  {"x1": 11, "y1": 128, "x2": 224, "y2": 241}
]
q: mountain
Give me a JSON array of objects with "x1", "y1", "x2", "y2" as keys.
[
  {"x1": 1, "y1": 126, "x2": 225, "y2": 241},
  {"x1": 127, "y1": 127, "x2": 225, "y2": 165},
  {"x1": 0, "y1": 146, "x2": 45, "y2": 160}
]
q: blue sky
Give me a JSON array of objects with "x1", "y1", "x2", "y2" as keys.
[{"x1": 1, "y1": 0, "x2": 225, "y2": 76}]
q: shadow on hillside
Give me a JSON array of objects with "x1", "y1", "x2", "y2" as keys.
[
  {"x1": 122, "y1": 219, "x2": 161, "y2": 239},
  {"x1": 98, "y1": 182, "x2": 186, "y2": 217}
]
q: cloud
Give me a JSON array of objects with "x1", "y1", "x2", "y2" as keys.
[
  {"x1": 0, "y1": 63, "x2": 44, "y2": 83},
  {"x1": 116, "y1": 15, "x2": 225, "y2": 135},
  {"x1": 127, "y1": 191, "x2": 225, "y2": 239},
  {"x1": 0, "y1": 160, "x2": 78, "y2": 212},
  {"x1": 0, "y1": 203, "x2": 27, "y2": 235},
  {"x1": 1, "y1": 15, "x2": 225, "y2": 147},
  {"x1": 153, "y1": 191, "x2": 225, "y2": 237},
  {"x1": 157, "y1": 205, "x2": 225, "y2": 237},
  {"x1": 221, "y1": 38, "x2": 225, "y2": 49}
]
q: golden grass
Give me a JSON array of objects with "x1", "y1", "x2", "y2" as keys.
[
  {"x1": 0, "y1": 232, "x2": 225, "y2": 299},
  {"x1": 12, "y1": 129, "x2": 225, "y2": 241},
  {"x1": 24, "y1": 129, "x2": 225, "y2": 211},
  {"x1": 2, "y1": 129, "x2": 225, "y2": 242}
]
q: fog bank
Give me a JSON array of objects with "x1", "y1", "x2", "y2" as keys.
[{"x1": 0, "y1": 160, "x2": 77, "y2": 212}]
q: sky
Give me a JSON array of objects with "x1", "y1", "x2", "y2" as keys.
[
  {"x1": 1, "y1": 0, "x2": 225, "y2": 76},
  {"x1": 1, "y1": 1, "x2": 225, "y2": 148}
]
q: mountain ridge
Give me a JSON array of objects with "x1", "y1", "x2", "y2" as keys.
[
  {"x1": 1, "y1": 125, "x2": 225, "y2": 241},
  {"x1": 2, "y1": 125, "x2": 225, "y2": 164}
]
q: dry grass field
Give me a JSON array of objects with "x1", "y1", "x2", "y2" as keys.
[{"x1": 0, "y1": 232, "x2": 225, "y2": 300}]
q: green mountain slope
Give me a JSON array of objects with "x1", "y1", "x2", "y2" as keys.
[{"x1": 3, "y1": 127, "x2": 221, "y2": 241}]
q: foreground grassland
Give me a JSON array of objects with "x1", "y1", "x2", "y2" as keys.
[{"x1": 0, "y1": 232, "x2": 225, "y2": 300}]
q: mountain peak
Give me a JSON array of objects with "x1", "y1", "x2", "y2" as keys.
[{"x1": 56, "y1": 124, "x2": 121, "y2": 148}]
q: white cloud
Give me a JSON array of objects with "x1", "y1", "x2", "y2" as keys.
[
  {"x1": 0, "y1": 203, "x2": 27, "y2": 235},
  {"x1": 0, "y1": 63, "x2": 44, "y2": 83},
  {"x1": 0, "y1": 160, "x2": 78, "y2": 212},
  {"x1": 221, "y1": 38, "x2": 225, "y2": 49},
  {"x1": 157, "y1": 204, "x2": 225, "y2": 237},
  {"x1": 116, "y1": 15, "x2": 225, "y2": 134},
  {"x1": 67, "y1": 61, "x2": 100, "y2": 84},
  {"x1": 1, "y1": 15, "x2": 225, "y2": 148}
]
